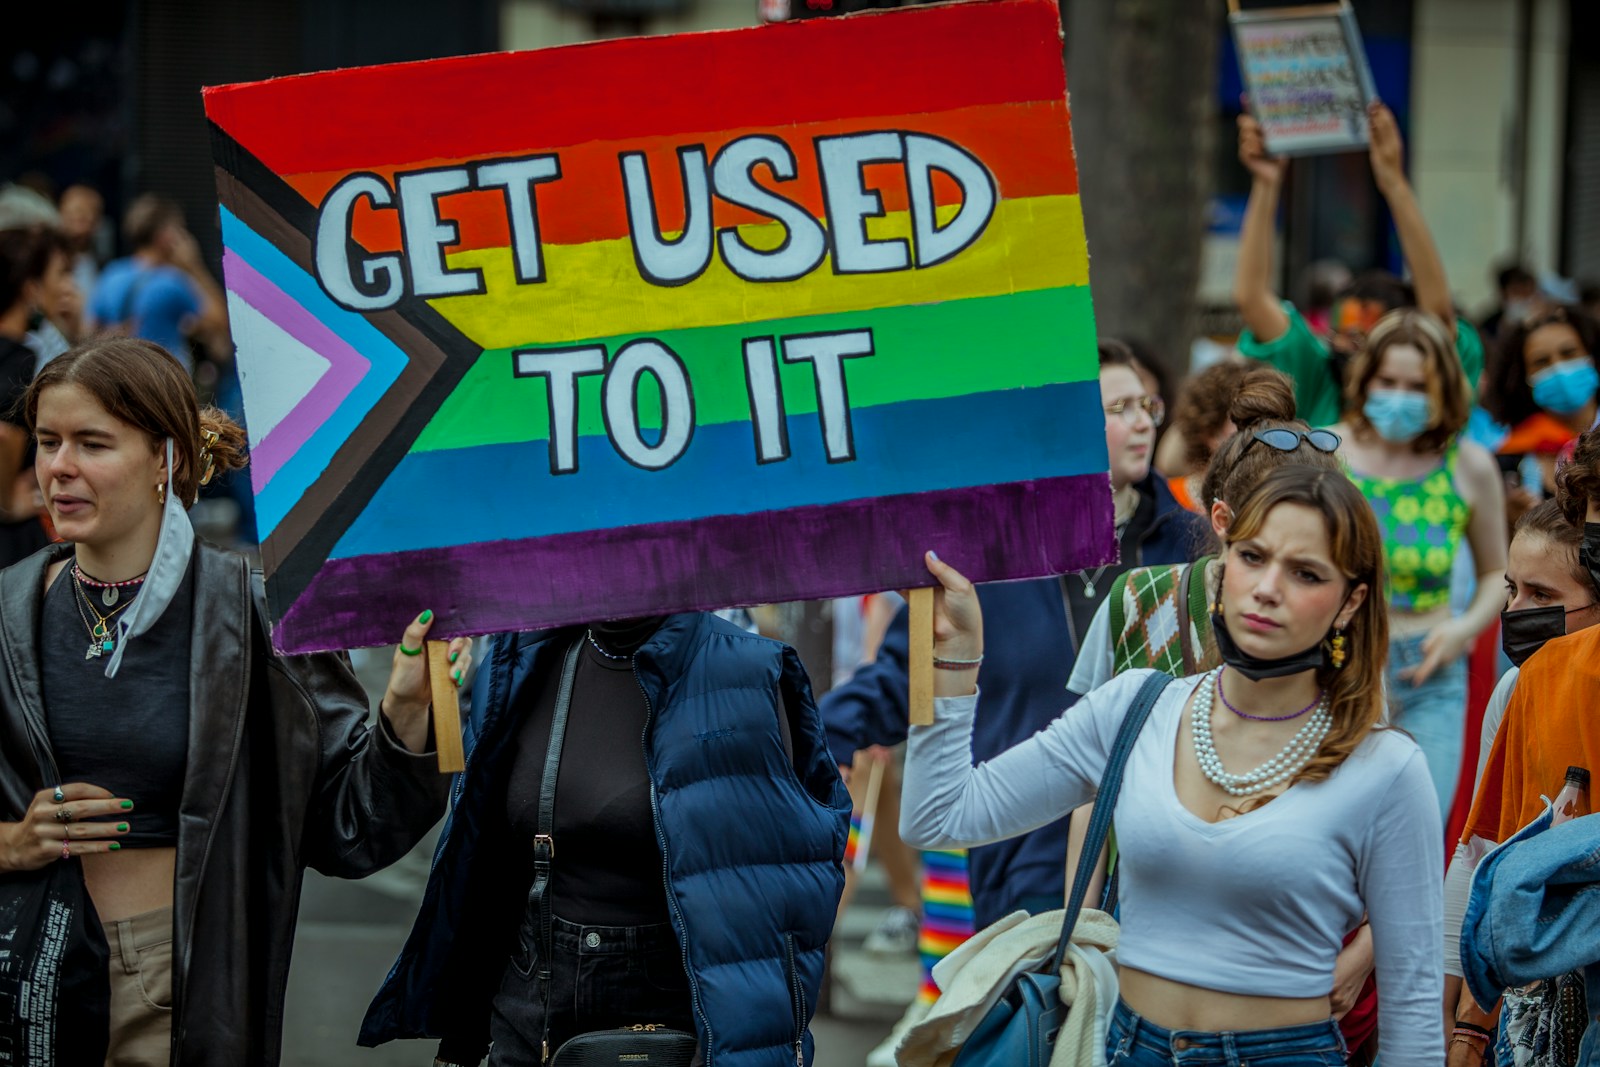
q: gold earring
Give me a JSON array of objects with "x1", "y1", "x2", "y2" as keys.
[
  {"x1": 156, "y1": 482, "x2": 166, "y2": 506},
  {"x1": 1328, "y1": 629, "x2": 1348, "y2": 670}
]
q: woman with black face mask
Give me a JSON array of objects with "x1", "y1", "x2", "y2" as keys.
[
  {"x1": 1442, "y1": 431, "x2": 1600, "y2": 1058},
  {"x1": 902, "y1": 466, "x2": 1447, "y2": 1066}
]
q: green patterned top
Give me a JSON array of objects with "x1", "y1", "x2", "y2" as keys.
[{"x1": 1347, "y1": 444, "x2": 1469, "y2": 613}]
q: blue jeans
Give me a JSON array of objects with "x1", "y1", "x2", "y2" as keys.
[
  {"x1": 1385, "y1": 629, "x2": 1468, "y2": 816},
  {"x1": 1107, "y1": 1000, "x2": 1348, "y2": 1066}
]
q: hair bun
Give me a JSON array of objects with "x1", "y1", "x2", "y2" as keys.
[{"x1": 1227, "y1": 367, "x2": 1296, "y2": 431}]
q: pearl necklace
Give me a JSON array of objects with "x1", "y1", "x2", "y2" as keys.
[{"x1": 1190, "y1": 669, "x2": 1331, "y2": 797}]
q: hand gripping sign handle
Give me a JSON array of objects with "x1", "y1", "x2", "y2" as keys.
[{"x1": 428, "y1": 640, "x2": 466, "y2": 773}]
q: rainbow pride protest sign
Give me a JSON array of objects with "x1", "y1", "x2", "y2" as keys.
[{"x1": 204, "y1": 0, "x2": 1113, "y2": 653}]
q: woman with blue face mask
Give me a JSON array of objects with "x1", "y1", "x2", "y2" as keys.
[
  {"x1": 1332, "y1": 309, "x2": 1508, "y2": 820},
  {"x1": 1483, "y1": 307, "x2": 1600, "y2": 507}
]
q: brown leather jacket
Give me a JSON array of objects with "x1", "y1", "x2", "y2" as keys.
[{"x1": 0, "y1": 540, "x2": 449, "y2": 1065}]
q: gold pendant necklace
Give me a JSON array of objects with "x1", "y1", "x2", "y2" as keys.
[{"x1": 71, "y1": 576, "x2": 135, "y2": 660}]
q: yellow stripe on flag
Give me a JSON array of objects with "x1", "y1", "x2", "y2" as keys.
[{"x1": 429, "y1": 194, "x2": 1088, "y2": 349}]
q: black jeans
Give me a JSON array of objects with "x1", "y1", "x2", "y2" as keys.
[{"x1": 488, "y1": 914, "x2": 696, "y2": 1067}]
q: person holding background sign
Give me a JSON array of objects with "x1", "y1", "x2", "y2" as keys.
[
  {"x1": 0, "y1": 337, "x2": 469, "y2": 1067},
  {"x1": 902, "y1": 464, "x2": 1444, "y2": 1066},
  {"x1": 1232, "y1": 100, "x2": 1486, "y2": 426}
]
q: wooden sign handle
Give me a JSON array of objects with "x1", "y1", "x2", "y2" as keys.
[
  {"x1": 428, "y1": 640, "x2": 465, "y2": 773},
  {"x1": 908, "y1": 587, "x2": 934, "y2": 727}
]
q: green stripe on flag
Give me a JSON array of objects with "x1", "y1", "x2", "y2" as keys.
[{"x1": 410, "y1": 284, "x2": 1096, "y2": 452}]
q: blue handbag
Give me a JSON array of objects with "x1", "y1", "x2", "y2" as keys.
[{"x1": 950, "y1": 671, "x2": 1172, "y2": 1067}]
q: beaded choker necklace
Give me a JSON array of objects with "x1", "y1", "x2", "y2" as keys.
[
  {"x1": 585, "y1": 630, "x2": 631, "y2": 662},
  {"x1": 72, "y1": 564, "x2": 148, "y2": 608},
  {"x1": 1215, "y1": 666, "x2": 1323, "y2": 722}
]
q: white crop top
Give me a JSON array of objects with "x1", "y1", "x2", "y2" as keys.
[{"x1": 901, "y1": 670, "x2": 1444, "y2": 1066}]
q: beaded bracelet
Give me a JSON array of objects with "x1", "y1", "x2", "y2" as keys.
[
  {"x1": 932, "y1": 655, "x2": 984, "y2": 670},
  {"x1": 1451, "y1": 1024, "x2": 1491, "y2": 1045}
]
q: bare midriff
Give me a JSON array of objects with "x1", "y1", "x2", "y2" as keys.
[
  {"x1": 84, "y1": 847, "x2": 175, "y2": 922},
  {"x1": 1118, "y1": 966, "x2": 1332, "y2": 1033}
]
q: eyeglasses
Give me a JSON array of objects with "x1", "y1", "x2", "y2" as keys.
[
  {"x1": 1104, "y1": 395, "x2": 1165, "y2": 427},
  {"x1": 1244, "y1": 428, "x2": 1342, "y2": 454}
]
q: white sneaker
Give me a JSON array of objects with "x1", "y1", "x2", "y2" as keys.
[
  {"x1": 862, "y1": 906, "x2": 921, "y2": 957},
  {"x1": 864, "y1": 996, "x2": 931, "y2": 1067}
]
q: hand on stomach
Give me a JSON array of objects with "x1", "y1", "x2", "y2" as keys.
[{"x1": 1118, "y1": 966, "x2": 1332, "y2": 1032}]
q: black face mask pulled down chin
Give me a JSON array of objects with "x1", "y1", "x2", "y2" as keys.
[
  {"x1": 1499, "y1": 605, "x2": 1567, "y2": 668},
  {"x1": 1211, "y1": 611, "x2": 1327, "y2": 681}
]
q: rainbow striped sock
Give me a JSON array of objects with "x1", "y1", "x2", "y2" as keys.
[{"x1": 916, "y1": 849, "x2": 974, "y2": 1004}]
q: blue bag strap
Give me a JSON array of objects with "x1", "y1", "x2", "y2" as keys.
[{"x1": 1049, "y1": 670, "x2": 1173, "y2": 973}]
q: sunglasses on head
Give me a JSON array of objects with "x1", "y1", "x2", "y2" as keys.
[{"x1": 1244, "y1": 428, "x2": 1342, "y2": 454}]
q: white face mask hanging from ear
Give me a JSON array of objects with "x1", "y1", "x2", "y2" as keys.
[{"x1": 104, "y1": 438, "x2": 193, "y2": 678}]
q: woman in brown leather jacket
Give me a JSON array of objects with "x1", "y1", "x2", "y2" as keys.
[{"x1": 0, "y1": 337, "x2": 471, "y2": 1066}]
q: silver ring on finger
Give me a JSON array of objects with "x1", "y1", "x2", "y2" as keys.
[
  {"x1": 52, "y1": 785, "x2": 65, "y2": 803},
  {"x1": 53, "y1": 806, "x2": 73, "y2": 823}
]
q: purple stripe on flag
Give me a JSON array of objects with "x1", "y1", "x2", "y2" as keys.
[
  {"x1": 271, "y1": 474, "x2": 1114, "y2": 654},
  {"x1": 223, "y1": 250, "x2": 371, "y2": 488}
]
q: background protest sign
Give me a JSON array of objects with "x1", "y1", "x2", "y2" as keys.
[
  {"x1": 1229, "y1": 1, "x2": 1377, "y2": 157},
  {"x1": 204, "y1": 0, "x2": 1113, "y2": 655}
]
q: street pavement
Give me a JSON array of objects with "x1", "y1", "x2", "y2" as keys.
[{"x1": 278, "y1": 650, "x2": 914, "y2": 1066}]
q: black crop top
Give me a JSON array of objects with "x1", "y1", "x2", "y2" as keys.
[{"x1": 40, "y1": 561, "x2": 192, "y2": 848}]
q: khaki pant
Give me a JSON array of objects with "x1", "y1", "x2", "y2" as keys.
[{"x1": 105, "y1": 906, "x2": 173, "y2": 1067}]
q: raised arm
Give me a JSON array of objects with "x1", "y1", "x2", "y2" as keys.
[
  {"x1": 1367, "y1": 102, "x2": 1455, "y2": 335},
  {"x1": 1233, "y1": 112, "x2": 1292, "y2": 344},
  {"x1": 276, "y1": 609, "x2": 470, "y2": 877},
  {"x1": 900, "y1": 552, "x2": 1121, "y2": 849}
]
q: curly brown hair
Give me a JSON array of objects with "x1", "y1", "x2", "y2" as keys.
[
  {"x1": 1556, "y1": 429, "x2": 1600, "y2": 526},
  {"x1": 1172, "y1": 361, "x2": 1250, "y2": 472}
]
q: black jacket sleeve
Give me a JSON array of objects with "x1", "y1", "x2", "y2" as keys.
[{"x1": 266, "y1": 647, "x2": 450, "y2": 879}]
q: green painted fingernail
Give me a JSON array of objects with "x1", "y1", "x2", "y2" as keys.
[
  {"x1": 453, "y1": 669, "x2": 463, "y2": 686},
  {"x1": 418, "y1": 609, "x2": 433, "y2": 624},
  {"x1": 109, "y1": 842, "x2": 120, "y2": 851},
  {"x1": 449, "y1": 650, "x2": 459, "y2": 663},
  {"x1": 117, "y1": 823, "x2": 128, "y2": 832},
  {"x1": 120, "y1": 801, "x2": 133, "y2": 810}
]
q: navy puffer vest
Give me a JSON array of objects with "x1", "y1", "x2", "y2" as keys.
[{"x1": 359, "y1": 613, "x2": 850, "y2": 1067}]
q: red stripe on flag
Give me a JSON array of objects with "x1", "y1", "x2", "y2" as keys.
[{"x1": 204, "y1": 0, "x2": 1067, "y2": 177}]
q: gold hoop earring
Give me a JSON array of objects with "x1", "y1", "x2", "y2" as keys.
[{"x1": 156, "y1": 482, "x2": 166, "y2": 506}]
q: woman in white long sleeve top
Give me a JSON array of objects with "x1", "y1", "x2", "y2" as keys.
[{"x1": 903, "y1": 465, "x2": 1444, "y2": 1066}]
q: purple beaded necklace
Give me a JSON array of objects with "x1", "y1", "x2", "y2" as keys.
[{"x1": 1215, "y1": 667, "x2": 1323, "y2": 722}]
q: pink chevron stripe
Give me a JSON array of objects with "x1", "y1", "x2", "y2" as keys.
[{"x1": 223, "y1": 250, "x2": 371, "y2": 489}]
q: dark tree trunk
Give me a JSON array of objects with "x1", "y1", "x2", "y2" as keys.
[{"x1": 1066, "y1": 0, "x2": 1221, "y2": 381}]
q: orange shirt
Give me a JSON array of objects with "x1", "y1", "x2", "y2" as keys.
[
  {"x1": 1464, "y1": 624, "x2": 1600, "y2": 844},
  {"x1": 1497, "y1": 411, "x2": 1577, "y2": 456}
]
